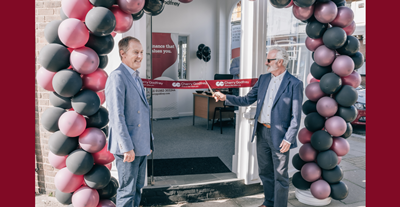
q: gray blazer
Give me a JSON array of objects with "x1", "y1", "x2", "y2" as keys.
[
  {"x1": 225, "y1": 71, "x2": 303, "y2": 150},
  {"x1": 105, "y1": 64, "x2": 154, "y2": 156}
]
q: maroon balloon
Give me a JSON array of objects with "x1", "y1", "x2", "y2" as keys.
[
  {"x1": 292, "y1": 4, "x2": 314, "y2": 21},
  {"x1": 82, "y1": 68, "x2": 109, "y2": 92},
  {"x1": 305, "y1": 37, "x2": 324, "y2": 52},
  {"x1": 299, "y1": 143, "x2": 317, "y2": 162},
  {"x1": 330, "y1": 137, "x2": 350, "y2": 156},
  {"x1": 97, "y1": 199, "x2": 116, "y2": 207},
  {"x1": 179, "y1": 0, "x2": 193, "y2": 3},
  {"x1": 285, "y1": 0, "x2": 294, "y2": 8},
  {"x1": 325, "y1": 116, "x2": 347, "y2": 137},
  {"x1": 92, "y1": 143, "x2": 115, "y2": 165},
  {"x1": 301, "y1": 162, "x2": 321, "y2": 182},
  {"x1": 314, "y1": 45, "x2": 336, "y2": 66},
  {"x1": 305, "y1": 82, "x2": 326, "y2": 102},
  {"x1": 343, "y1": 21, "x2": 356, "y2": 35},
  {"x1": 79, "y1": 127, "x2": 107, "y2": 153},
  {"x1": 341, "y1": 70, "x2": 361, "y2": 88},
  {"x1": 314, "y1": 1, "x2": 338, "y2": 23},
  {"x1": 97, "y1": 90, "x2": 106, "y2": 105},
  {"x1": 298, "y1": 128, "x2": 313, "y2": 144},
  {"x1": 316, "y1": 96, "x2": 338, "y2": 117},
  {"x1": 332, "y1": 55, "x2": 355, "y2": 77},
  {"x1": 310, "y1": 180, "x2": 331, "y2": 199},
  {"x1": 330, "y1": 6, "x2": 354, "y2": 28},
  {"x1": 110, "y1": 5, "x2": 134, "y2": 33}
]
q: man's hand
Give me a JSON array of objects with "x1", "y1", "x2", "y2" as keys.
[
  {"x1": 279, "y1": 140, "x2": 291, "y2": 153},
  {"x1": 123, "y1": 149, "x2": 135, "y2": 162},
  {"x1": 213, "y1": 92, "x2": 226, "y2": 102}
]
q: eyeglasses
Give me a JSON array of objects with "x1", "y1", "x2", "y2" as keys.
[{"x1": 267, "y1": 59, "x2": 276, "y2": 63}]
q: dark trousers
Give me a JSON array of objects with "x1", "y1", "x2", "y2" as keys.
[
  {"x1": 256, "y1": 123, "x2": 290, "y2": 207},
  {"x1": 114, "y1": 155, "x2": 147, "y2": 207}
]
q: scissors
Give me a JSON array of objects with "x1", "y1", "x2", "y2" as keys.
[{"x1": 204, "y1": 80, "x2": 215, "y2": 96}]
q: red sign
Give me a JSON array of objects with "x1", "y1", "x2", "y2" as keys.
[
  {"x1": 142, "y1": 78, "x2": 258, "y2": 89},
  {"x1": 152, "y1": 33, "x2": 178, "y2": 79}
]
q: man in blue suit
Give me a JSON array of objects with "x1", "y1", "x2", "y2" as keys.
[
  {"x1": 213, "y1": 47, "x2": 303, "y2": 207},
  {"x1": 105, "y1": 36, "x2": 154, "y2": 207}
]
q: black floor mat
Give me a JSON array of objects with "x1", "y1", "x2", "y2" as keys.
[{"x1": 147, "y1": 157, "x2": 231, "y2": 176}]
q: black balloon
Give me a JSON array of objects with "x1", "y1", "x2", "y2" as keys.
[
  {"x1": 85, "y1": 7, "x2": 116, "y2": 36},
  {"x1": 143, "y1": 0, "x2": 165, "y2": 16},
  {"x1": 203, "y1": 54, "x2": 211, "y2": 62},
  {"x1": 132, "y1": 9, "x2": 145, "y2": 21},
  {"x1": 316, "y1": 0, "x2": 331, "y2": 2},
  {"x1": 312, "y1": 52, "x2": 314, "y2": 61},
  {"x1": 302, "y1": 100, "x2": 317, "y2": 115},
  {"x1": 330, "y1": 181, "x2": 349, "y2": 200},
  {"x1": 84, "y1": 165, "x2": 111, "y2": 189},
  {"x1": 59, "y1": 8, "x2": 68, "y2": 20},
  {"x1": 350, "y1": 51, "x2": 364, "y2": 69},
  {"x1": 99, "y1": 55, "x2": 109, "y2": 69},
  {"x1": 335, "y1": 85, "x2": 358, "y2": 107},
  {"x1": 304, "y1": 112, "x2": 325, "y2": 132},
  {"x1": 310, "y1": 62, "x2": 332, "y2": 80},
  {"x1": 66, "y1": 149, "x2": 94, "y2": 175},
  {"x1": 52, "y1": 69, "x2": 83, "y2": 98},
  {"x1": 306, "y1": 19, "x2": 329, "y2": 39},
  {"x1": 292, "y1": 153, "x2": 307, "y2": 171},
  {"x1": 110, "y1": 195, "x2": 117, "y2": 204},
  {"x1": 86, "y1": 106, "x2": 109, "y2": 128},
  {"x1": 71, "y1": 89, "x2": 101, "y2": 116},
  {"x1": 269, "y1": 0, "x2": 292, "y2": 8},
  {"x1": 341, "y1": 122, "x2": 352, "y2": 138},
  {"x1": 102, "y1": 125, "x2": 109, "y2": 138},
  {"x1": 294, "y1": 0, "x2": 316, "y2": 7},
  {"x1": 311, "y1": 130, "x2": 333, "y2": 151},
  {"x1": 198, "y1": 44, "x2": 205, "y2": 51},
  {"x1": 316, "y1": 150, "x2": 338, "y2": 170},
  {"x1": 38, "y1": 43, "x2": 70, "y2": 72},
  {"x1": 319, "y1": 72, "x2": 342, "y2": 94},
  {"x1": 292, "y1": 172, "x2": 312, "y2": 190},
  {"x1": 332, "y1": 0, "x2": 346, "y2": 7},
  {"x1": 49, "y1": 131, "x2": 79, "y2": 156},
  {"x1": 336, "y1": 105, "x2": 358, "y2": 122},
  {"x1": 322, "y1": 165, "x2": 343, "y2": 184},
  {"x1": 98, "y1": 176, "x2": 119, "y2": 199},
  {"x1": 86, "y1": 34, "x2": 115, "y2": 55},
  {"x1": 322, "y1": 27, "x2": 347, "y2": 50},
  {"x1": 202, "y1": 46, "x2": 211, "y2": 56},
  {"x1": 196, "y1": 50, "x2": 203, "y2": 60},
  {"x1": 89, "y1": 0, "x2": 115, "y2": 8},
  {"x1": 55, "y1": 189, "x2": 73, "y2": 205},
  {"x1": 336, "y1": 36, "x2": 360, "y2": 56},
  {"x1": 50, "y1": 92, "x2": 72, "y2": 109},
  {"x1": 40, "y1": 107, "x2": 66, "y2": 132},
  {"x1": 44, "y1": 20, "x2": 65, "y2": 45}
]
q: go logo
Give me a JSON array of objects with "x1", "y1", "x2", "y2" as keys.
[
  {"x1": 216, "y1": 81, "x2": 224, "y2": 87},
  {"x1": 172, "y1": 82, "x2": 181, "y2": 87}
]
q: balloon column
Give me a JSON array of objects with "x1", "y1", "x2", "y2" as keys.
[
  {"x1": 196, "y1": 44, "x2": 212, "y2": 62},
  {"x1": 271, "y1": 0, "x2": 364, "y2": 202}
]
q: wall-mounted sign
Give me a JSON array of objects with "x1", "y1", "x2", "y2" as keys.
[{"x1": 165, "y1": 0, "x2": 180, "y2": 7}]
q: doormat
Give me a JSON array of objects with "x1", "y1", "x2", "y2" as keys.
[{"x1": 147, "y1": 157, "x2": 231, "y2": 176}]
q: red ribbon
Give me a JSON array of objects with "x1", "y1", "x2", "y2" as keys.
[{"x1": 142, "y1": 78, "x2": 258, "y2": 89}]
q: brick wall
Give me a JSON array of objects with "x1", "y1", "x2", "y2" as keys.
[{"x1": 35, "y1": 0, "x2": 62, "y2": 195}]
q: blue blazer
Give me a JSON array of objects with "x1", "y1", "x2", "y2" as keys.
[
  {"x1": 105, "y1": 64, "x2": 154, "y2": 156},
  {"x1": 225, "y1": 71, "x2": 303, "y2": 150}
]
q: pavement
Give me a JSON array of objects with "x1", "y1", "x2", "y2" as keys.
[{"x1": 35, "y1": 135, "x2": 365, "y2": 207}]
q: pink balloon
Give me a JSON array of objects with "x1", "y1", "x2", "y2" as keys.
[
  {"x1": 332, "y1": 55, "x2": 355, "y2": 77},
  {"x1": 117, "y1": 0, "x2": 145, "y2": 14},
  {"x1": 301, "y1": 162, "x2": 321, "y2": 182},
  {"x1": 310, "y1": 180, "x2": 331, "y2": 199},
  {"x1": 305, "y1": 37, "x2": 324, "y2": 52},
  {"x1": 310, "y1": 78, "x2": 320, "y2": 83},
  {"x1": 330, "y1": 137, "x2": 350, "y2": 156},
  {"x1": 37, "y1": 67, "x2": 56, "y2": 91},
  {"x1": 343, "y1": 21, "x2": 356, "y2": 36},
  {"x1": 179, "y1": 0, "x2": 193, "y2": 3},
  {"x1": 298, "y1": 128, "x2": 313, "y2": 144},
  {"x1": 330, "y1": 6, "x2": 354, "y2": 28},
  {"x1": 97, "y1": 199, "x2": 116, "y2": 207},
  {"x1": 110, "y1": 5, "x2": 134, "y2": 33},
  {"x1": 58, "y1": 111, "x2": 87, "y2": 137},
  {"x1": 341, "y1": 70, "x2": 361, "y2": 88},
  {"x1": 285, "y1": 0, "x2": 294, "y2": 8},
  {"x1": 299, "y1": 143, "x2": 317, "y2": 162},
  {"x1": 325, "y1": 116, "x2": 347, "y2": 137},
  {"x1": 55, "y1": 167, "x2": 84, "y2": 193},
  {"x1": 70, "y1": 47, "x2": 100, "y2": 75},
  {"x1": 316, "y1": 96, "x2": 338, "y2": 117},
  {"x1": 111, "y1": 32, "x2": 117, "y2": 37},
  {"x1": 72, "y1": 186, "x2": 100, "y2": 207},
  {"x1": 82, "y1": 69, "x2": 109, "y2": 92},
  {"x1": 314, "y1": 45, "x2": 336, "y2": 67},
  {"x1": 79, "y1": 128, "x2": 107, "y2": 153},
  {"x1": 58, "y1": 18, "x2": 90, "y2": 49},
  {"x1": 292, "y1": 4, "x2": 314, "y2": 21},
  {"x1": 307, "y1": 73, "x2": 320, "y2": 84},
  {"x1": 48, "y1": 151, "x2": 67, "y2": 169},
  {"x1": 61, "y1": 0, "x2": 93, "y2": 21},
  {"x1": 314, "y1": 1, "x2": 338, "y2": 23},
  {"x1": 305, "y1": 82, "x2": 326, "y2": 102},
  {"x1": 337, "y1": 156, "x2": 342, "y2": 164},
  {"x1": 92, "y1": 143, "x2": 115, "y2": 165},
  {"x1": 97, "y1": 90, "x2": 106, "y2": 105}
]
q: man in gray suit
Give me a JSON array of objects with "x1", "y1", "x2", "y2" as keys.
[
  {"x1": 213, "y1": 47, "x2": 303, "y2": 207},
  {"x1": 105, "y1": 36, "x2": 154, "y2": 207}
]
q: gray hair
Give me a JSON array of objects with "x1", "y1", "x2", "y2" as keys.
[
  {"x1": 269, "y1": 46, "x2": 289, "y2": 67},
  {"x1": 118, "y1": 36, "x2": 141, "y2": 60}
]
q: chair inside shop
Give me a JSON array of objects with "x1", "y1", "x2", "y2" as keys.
[{"x1": 211, "y1": 101, "x2": 235, "y2": 134}]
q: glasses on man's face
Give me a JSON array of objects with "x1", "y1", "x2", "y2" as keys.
[{"x1": 267, "y1": 59, "x2": 276, "y2": 63}]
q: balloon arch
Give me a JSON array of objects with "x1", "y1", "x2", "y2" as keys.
[{"x1": 37, "y1": 0, "x2": 363, "y2": 206}]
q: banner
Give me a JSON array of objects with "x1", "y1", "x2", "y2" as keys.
[
  {"x1": 142, "y1": 78, "x2": 258, "y2": 89},
  {"x1": 152, "y1": 33, "x2": 179, "y2": 80}
]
